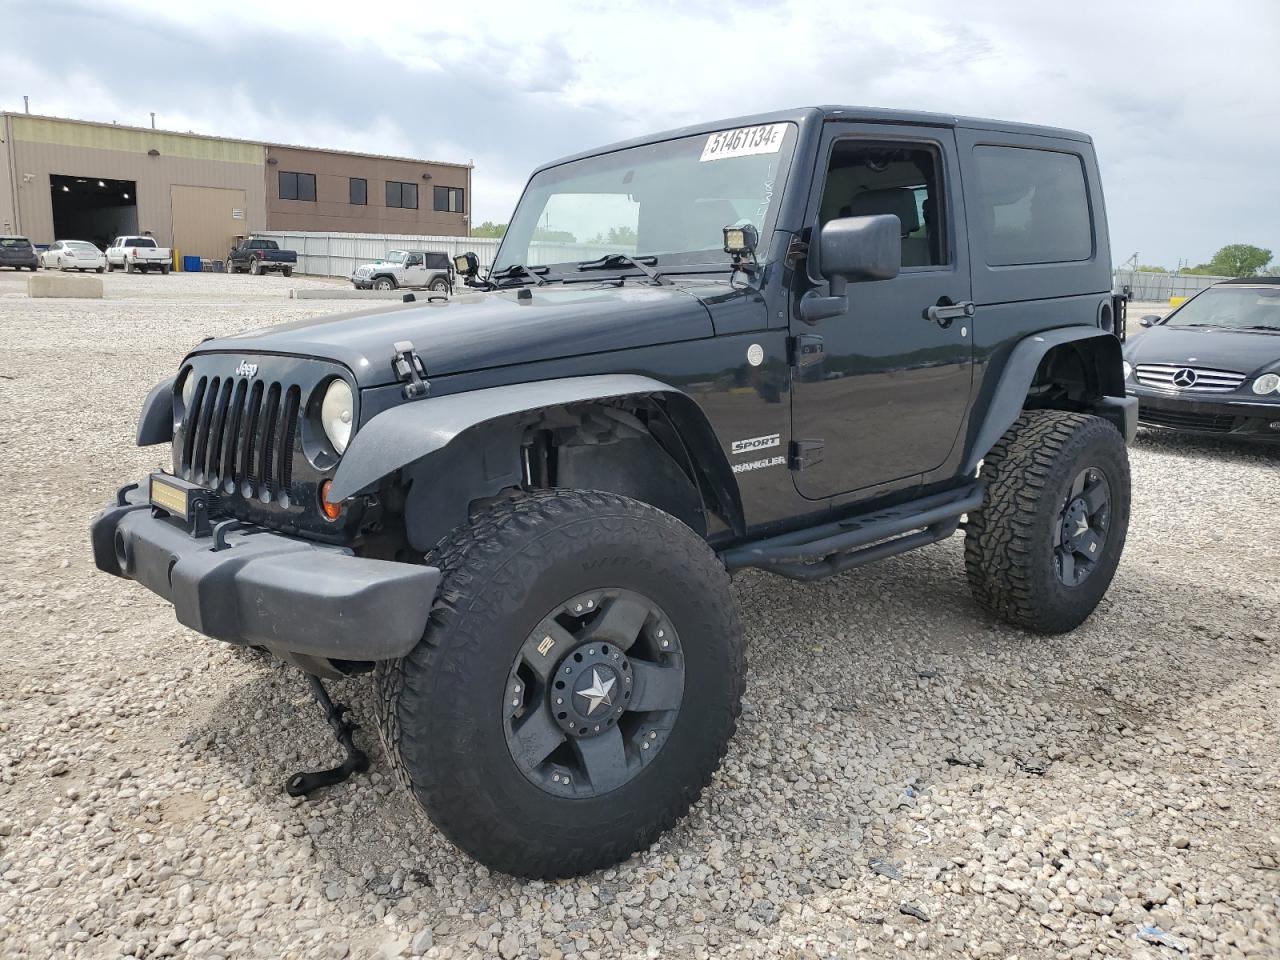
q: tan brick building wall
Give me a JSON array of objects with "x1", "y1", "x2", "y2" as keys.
[{"x1": 264, "y1": 144, "x2": 470, "y2": 237}]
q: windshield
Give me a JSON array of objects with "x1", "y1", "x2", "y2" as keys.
[
  {"x1": 494, "y1": 122, "x2": 798, "y2": 273},
  {"x1": 381, "y1": 250, "x2": 408, "y2": 264},
  {"x1": 1165, "y1": 285, "x2": 1280, "y2": 330}
]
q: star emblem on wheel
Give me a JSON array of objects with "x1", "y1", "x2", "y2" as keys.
[{"x1": 576, "y1": 668, "x2": 616, "y2": 715}]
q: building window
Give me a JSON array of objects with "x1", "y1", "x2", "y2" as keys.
[
  {"x1": 279, "y1": 171, "x2": 316, "y2": 202},
  {"x1": 349, "y1": 177, "x2": 367, "y2": 205},
  {"x1": 434, "y1": 186, "x2": 464, "y2": 213},
  {"x1": 386, "y1": 181, "x2": 418, "y2": 209}
]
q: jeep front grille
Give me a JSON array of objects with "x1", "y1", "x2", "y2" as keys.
[
  {"x1": 1134, "y1": 363, "x2": 1246, "y2": 393},
  {"x1": 180, "y1": 373, "x2": 301, "y2": 500}
]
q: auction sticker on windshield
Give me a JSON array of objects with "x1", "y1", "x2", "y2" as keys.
[{"x1": 700, "y1": 124, "x2": 787, "y2": 162}]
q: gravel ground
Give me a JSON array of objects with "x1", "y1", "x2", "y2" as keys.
[{"x1": 1, "y1": 272, "x2": 1277, "y2": 959}]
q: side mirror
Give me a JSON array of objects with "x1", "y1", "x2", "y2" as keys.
[
  {"x1": 800, "y1": 215, "x2": 901, "y2": 323},
  {"x1": 1139, "y1": 314, "x2": 1160, "y2": 328}
]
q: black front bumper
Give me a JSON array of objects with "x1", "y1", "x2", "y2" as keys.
[
  {"x1": 1127, "y1": 386, "x2": 1280, "y2": 442},
  {"x1": 91, "y1": 483, "x2": 440, "y2": 661}
]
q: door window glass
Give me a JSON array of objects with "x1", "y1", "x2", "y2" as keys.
[{"x1": 818, "y1": 141, "x2": 948, "y2": 268}]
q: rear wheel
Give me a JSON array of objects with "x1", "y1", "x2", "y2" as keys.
[
  {"x1": 281, "y1": 266, "x2": 293, "y2": 277},
  {"x1": 428, "y1": 277, "x2": 448, "y2": 292},
  {"x1": 160, "y1": 264, "x2": 170, "y2": 275},
  {"x1": 375, "y1": 489, "x2": 744, "y2": 878},
  {"x1": 250, "y1": 259, "x2": 261, "y2": 276},
  {"x1": 965, "y1": 410, "x2": 1130, "y2": 634},
  {"x1": 125, "y1": 261, "x2": 134, "y2": 274}
]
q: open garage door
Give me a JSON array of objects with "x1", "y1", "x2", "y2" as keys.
[
  {"x1": 51, "y1": 176, "x2": 138, "y2": 250},
  {"x1": 171, "y1": 185, "x2": 247, "y2": 261}
]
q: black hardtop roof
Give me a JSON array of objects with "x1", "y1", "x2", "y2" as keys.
[
  {"x1": 1220, "y1": 276, "x2": 1280, "y2": 285},
  {"x1": 534, "y1": 105, "x2": 1091, "y2": 174}
]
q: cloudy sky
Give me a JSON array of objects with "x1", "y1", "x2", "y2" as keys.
[{"x1": 3, "y1": 0, "x2": 1277, "y2": 268}]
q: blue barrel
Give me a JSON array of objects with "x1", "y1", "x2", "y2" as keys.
[{"x1": 183, "y1": 255, "x2": 202, "y2": 273}]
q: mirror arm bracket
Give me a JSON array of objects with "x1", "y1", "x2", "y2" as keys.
[{"x1": 798, "y1": 290, "x2": 848, "y2": 325}]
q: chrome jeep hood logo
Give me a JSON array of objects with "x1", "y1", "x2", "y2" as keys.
[{"x1": 234, "y1": 360, "x2": 259, "y2": 378}]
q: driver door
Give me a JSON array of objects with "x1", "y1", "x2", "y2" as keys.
[
  {"x1": 790, "y1": 124, "x2": 974, "y2": 500},
  {"x1": 403, "y1": 253, "x2": 427, "y2": 286}
]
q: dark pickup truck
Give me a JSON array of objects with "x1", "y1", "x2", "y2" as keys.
[{"x1": 227, "y1": 238, "x2": 297, "y2": 276}]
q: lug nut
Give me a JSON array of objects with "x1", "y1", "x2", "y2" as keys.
[{"x1": 556, "y1": 697, "x2": 563, "y2": 705}]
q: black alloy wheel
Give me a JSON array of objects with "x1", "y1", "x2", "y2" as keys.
[
  {"x1": 503, "y1": 588, "x2": 685, "y2": 798},
  {"x1": 1055, "y1": 467, "x2": 1112, "y2": 586}
]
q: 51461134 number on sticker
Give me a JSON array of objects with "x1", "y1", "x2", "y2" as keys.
[{"x1": 700, "y1": 124, "x2": 788, "y2": 162}]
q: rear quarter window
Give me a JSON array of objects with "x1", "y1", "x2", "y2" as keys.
[{"x1": 972, "y1": 145, "x2": 1092, "y2": 266}]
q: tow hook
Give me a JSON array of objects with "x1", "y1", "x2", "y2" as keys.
[{"x1": 285, "y1": 675, "x2": 370, "y2": 797}]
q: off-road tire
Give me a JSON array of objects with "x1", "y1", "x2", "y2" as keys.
[
  {"x1": 965, "y1": 410, "x2": 1130, "y2": 634},
  {"x1": 373, "y1": 276, "x2": 396, "y2": 291},
  {"x1": 428, "y1": 278, "x2": 448, "y2": 292},
  {"x1": 374, "y1": 489, "x2": 744, "y2": 878}
]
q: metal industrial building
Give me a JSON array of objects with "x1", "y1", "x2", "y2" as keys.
[{"x1": 0, "y1": 113, "x2": 471, "y2": 259}]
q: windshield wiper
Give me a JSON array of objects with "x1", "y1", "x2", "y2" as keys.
[
  {"x1": 576, "y1": 253, "x2": 664, "y2": 285},
  {"x1": 488, "y1": 263, "x2": 550, "y2": 287},
  {"x1": 1239, "y1": 324, "x2": 1280, "y2": 332}
]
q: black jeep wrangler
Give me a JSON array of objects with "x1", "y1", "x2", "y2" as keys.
[{"x1": 92, "y1": 107, "x2": 1135, "y2": 879}]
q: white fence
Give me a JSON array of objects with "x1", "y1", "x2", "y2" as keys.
[
  {"x1": 255, "y1": 230, "x2": 629, "y2": 279},
  {"x1": 1112, "y1": 270, "x2": 1228, "y2": 301}
]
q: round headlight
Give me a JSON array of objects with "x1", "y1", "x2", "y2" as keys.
[
  {"x1": 180, "y1": 370, "x2": 196, "y2": 409},
  {"x1": 320, "y1": 379, "x2": 354, "y2": 453},
  {"x1": 1253, "y1": 372, "x2": 1280, "y2": 396},
  {"x1": 1122, "y1": 360, "x2": 1133, "y2": 380}
]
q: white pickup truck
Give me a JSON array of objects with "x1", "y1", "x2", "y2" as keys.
[{"x1": 106, "y1": 236, "x2": 172, "y2": 274}]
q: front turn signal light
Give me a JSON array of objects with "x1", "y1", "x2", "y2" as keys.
[{"x1": 319, "y1": 480, "x2": 342, "y2": 521}]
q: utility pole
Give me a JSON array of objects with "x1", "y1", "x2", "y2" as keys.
[
  {"x1": 23, "y1": 95, "x2": 29, "y2": 114},
  {"x1": 150, "y1": 112, "x2": 156, "y2": 129}
]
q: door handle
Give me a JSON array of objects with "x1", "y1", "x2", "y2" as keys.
[{"x1": 925, "y1": 299, "x2": 975, "y2": 327}]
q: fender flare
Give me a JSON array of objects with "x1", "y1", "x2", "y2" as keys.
[
  {"x1": 963, "y1": 328, "x2": 1126, "y2": 474},
  {"x1": 136, "y1": 376, "x2": 176, "y2": 446},
  {"x1": 328, "y1": 374, "x2": 745, "y2": 532}
]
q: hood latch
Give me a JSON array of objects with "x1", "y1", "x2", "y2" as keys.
[{"x1": 392, "y1": 340, "x2": 430, "y2": 400}]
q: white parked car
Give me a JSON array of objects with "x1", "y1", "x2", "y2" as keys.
[
  {"x1": 106, "y1": 236, "x2": 172, "y2": 274},
  {"x1": 352, "y1": 250, "x2": 452, "y2": 291},
  {"x1": 41, "y1": 240, "x2": 107, "y2": 273}
]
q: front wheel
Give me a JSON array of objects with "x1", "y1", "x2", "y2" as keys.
[
  {"x1": 375, "y1": 489, "x2": 744, "y2": 878},
  {"x1": 372, "y1": 276, "x2": 395, "y2": 291},
  {"x1": 965, "y1": 410, "x2": 1130, "y2": 634}
]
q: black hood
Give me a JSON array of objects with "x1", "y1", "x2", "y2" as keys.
[
  {"x1": 192, "y1": 282, "x2": 720, "y2": 387},
  {"x1": 1124, "y1": 324, "x2": 1280, "y2": 376}
]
